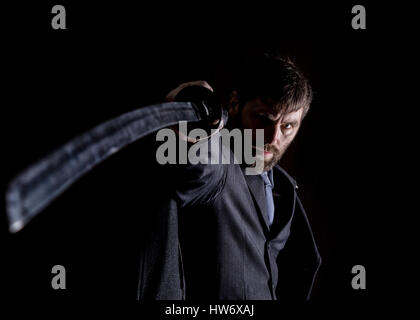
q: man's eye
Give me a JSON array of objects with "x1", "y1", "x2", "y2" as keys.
[{"x1": 283, "y1": 123, "x2": 293, "y2": 129}]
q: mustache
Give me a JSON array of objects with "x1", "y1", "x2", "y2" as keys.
[
  {"x1": 252, "y1": 144, "x2": 280, "y2": 153},
  {"x1": 263, "y1": 144, "x2": 280, "y2": 153}
]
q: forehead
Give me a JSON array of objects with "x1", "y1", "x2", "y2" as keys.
[{"x1": 251, "y1": 97, "x2": 304, "y2": 121}]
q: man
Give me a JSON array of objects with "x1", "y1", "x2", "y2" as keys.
[{"x1": 136, "y1": 54, "x2": 321, "y2": 301}]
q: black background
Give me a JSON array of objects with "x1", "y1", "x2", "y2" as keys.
[{"x1": 0, "y1": 1, "x2": 402, "y2": 317}]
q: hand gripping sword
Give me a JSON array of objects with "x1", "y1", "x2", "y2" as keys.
[{"x1": 5, "y1": 86, "x2": 227, "y2": 233}]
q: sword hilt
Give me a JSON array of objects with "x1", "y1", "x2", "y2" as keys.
[{"x1": 174, "y1": 85, "x2": 227, "y2": 129}]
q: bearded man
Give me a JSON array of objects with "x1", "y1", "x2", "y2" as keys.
[{"x1": 136, "y1": 53, "x2": 321, "y2": 302}]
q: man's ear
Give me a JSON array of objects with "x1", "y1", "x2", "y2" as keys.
[{"x1": 228, "y1": 91, "x2": 239, "y2": 116}]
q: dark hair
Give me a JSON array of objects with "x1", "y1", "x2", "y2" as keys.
[{"x1": 234, "y1": 53, "x2": 313, "y2": 117}]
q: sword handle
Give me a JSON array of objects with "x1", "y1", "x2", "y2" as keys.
[{"x1": 174, "y1": 85, "x2": 227, "y2": 129}]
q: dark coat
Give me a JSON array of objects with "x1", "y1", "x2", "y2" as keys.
[{"x1": 135, "y1": 138, "x2": 321, "y2": 302}]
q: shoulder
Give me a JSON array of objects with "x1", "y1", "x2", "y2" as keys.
[{"x1": 273, "y1": 165, "x2": 298, "y2": 189}]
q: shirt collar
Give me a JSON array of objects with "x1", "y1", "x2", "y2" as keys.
[{"x1": 261, "y1": 169, "x2": 274, "y2": 188}]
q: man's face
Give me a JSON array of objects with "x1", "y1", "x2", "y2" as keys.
[{"x1": 239, "y1": 97, "x2": 304, "y2": 171}]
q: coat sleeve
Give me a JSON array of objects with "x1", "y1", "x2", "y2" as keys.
[
  {"x1": 171, "y1": 136, "x2": 228, "y2": 208},
  {"x1": 163, "y1": 83, "x2": 228, "y2": 208}
]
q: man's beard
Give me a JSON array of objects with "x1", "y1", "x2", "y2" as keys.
[{"x1": 262, "y1": 143, "x2": 289, "y2": 171}]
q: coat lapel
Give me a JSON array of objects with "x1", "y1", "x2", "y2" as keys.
[{"x1": 242, "y1": 168, "x2": 270, "y2": 232}]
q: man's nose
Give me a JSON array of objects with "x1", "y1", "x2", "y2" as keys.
[{"x1": 264, "y1": 123, "x2": 282, "y2": 145}]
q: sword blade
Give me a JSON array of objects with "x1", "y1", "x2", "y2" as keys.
[{"x1": 6, "y1": 101, "x2": 201, "y2": 233}]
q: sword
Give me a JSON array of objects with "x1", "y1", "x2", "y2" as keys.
[{"x1": 5, "y1": 90, "x2": 227, "y2": 233}]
